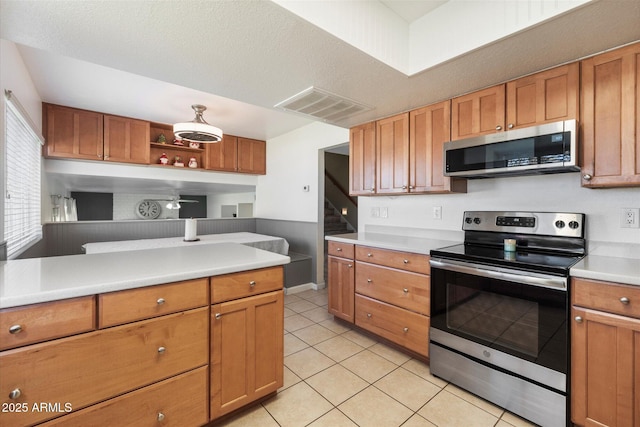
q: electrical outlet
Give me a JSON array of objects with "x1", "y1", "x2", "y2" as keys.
[
  {"x1": 371, "y1": 207, "x2": 380, "y2": 218},
  {"x1": 433, "y1": 206, "x2": 442, "y2": 220},
  {"x1": 621, "y1": 208, "x2": 640, "y2": 228},
  {"x1": 380, "y1": 207, "x2": 388, "y2": 218}
]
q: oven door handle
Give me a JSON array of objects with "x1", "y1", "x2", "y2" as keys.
[{"x1": 429, "y1": 258, "x2": 567, "y2": 290}]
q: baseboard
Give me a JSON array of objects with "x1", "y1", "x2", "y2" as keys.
[{"x1": 284, "y1": 283, "x2": 315, "y2": 294}]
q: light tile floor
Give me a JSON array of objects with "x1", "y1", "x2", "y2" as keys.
[{"x1": 218, "y1": 288, "x2": 538, "y2": 427}]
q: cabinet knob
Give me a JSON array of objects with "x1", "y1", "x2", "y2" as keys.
[
  {"x1": 367, "y1": 313, "x2": 372, "y2": 318},
  {"x1": 403, "y1": 259, "x2": 409, "y2": 264},
  {"x1": 367, "y1": 253, "x2": 372, "y2": 257},
  {"x1": 403, "y1": 327, "x2": 409, "y2": 333},
  {"x1": 369, "y1": 187, "x2": 375, "y2": 193},
  {"x1": 158, "y1": 346, "x2": 166, "y2": 354},
  {"x1": 583, "y1": 174, "x2": 592, "y2": 181},
  {"x1": 9, "y1": 324, "x2": 22, "y2": 334},
  {"x1": 508, "y1": 123, "x2": 514, "y2": 129},
  {"x1": 157, "y1": 412, "x2": 165, "y2": 422},
  {"x1": 215, "y1": 313, "x2": 221, "y2": 320},
  {"x1": 9, "y1": 388, "x2": 21, "y2": 400},
  {"x1": 620, "y1": 297, "x2": 630, "y2": 305},
  {"x1": 104, "y1": 155, "x2": 109, "y2": 159},
  {"x1": 249, "y1": 280, "x2": 256, "y2": 287},
  {"x1": 575, "y1": 316, "x2": 583, "y2": 323},
  {"x1": 348, "y1": 264, "x2": 353, "y2": 268},
  {"x1": 367, "y1": 278, "x2": 372, "y2": 283},
  {"x1": 403, "y1": 288, "x2": 409, "y2": 294},
  {"x1": 336, "y1": 247, "x2": 342, "y2": 252},
  {"x1": 156, "y1": 298, "x2": 165, "y2": 305},
  {"x1": 496, "y1": 125, "x2": 502, "y2": 131},
  {"x1": 409, "y1": 185, "x2": 414, "y2": 190},
  {"x1": 402, "y1": 185, "x2": 407, "y2": 190}
]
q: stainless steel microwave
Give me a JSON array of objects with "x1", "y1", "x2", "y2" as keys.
[{"x1": 443, "y1": 119, "x2": 578, "y2": 178}]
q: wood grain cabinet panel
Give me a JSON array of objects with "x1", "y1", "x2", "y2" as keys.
[
  {"x1": 237, "y1": 137, "x2": 266, "y2": 174},
  {"x1": 355, "y1": 245, "x2": 430, "y2": 275},
  {"x1": 210, "y1": 290, "x2": 283, "y2": 420},
  {"x1": 573, "y1": 278, "x2": 640, "y2": 319},
  {"x1": 44, "y1": 103, "x2": 103, "y2": 160},
  {"x1": 506, "y1": 63, "x2": 579, "y2": 129},
  {"x1": 451, "y1": 84, "x2": 506, "y2": 140},
  {"x1": 98, "y1": 278, "x2": 209, "y2": 327},
  {"x1": 410, "y1": 100, "x2": 466, "y2": 194},
  {"x1": 0, "y1": 296, "x2": 95, "y2": 351},
  {"x1": 581, "y1": 42, "x2": 640, "y2": 187},
  {"x1": 349, "y1": 121, "x2": 376, "y2": 195},
  {"x1": 376, "y1": 113, "x2": 409, "y2": 194},
  {"x1": 328, "y1": 241, "x2": 355, "y2": 259},
  {"x1": 103, "y1": 114, "x2": 150, "y2": 164},
  {"x1": 40, "y1": 367, "x2": 209, "y2": 427},
  {"x1": 211, "y1": 266, "x2": 283, "y2": 304},
  {"x1": 328, "y1": 255, "x2": 355, "y2": 323},
  {"x1": 0, "y1": 308, "x2": 209, "y2": 426},
  {"x1": 206, "y1": 134, "x2": 237, "y2": 171}
]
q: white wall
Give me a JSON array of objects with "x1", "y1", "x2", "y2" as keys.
[
  {"x1": 207, "y1": 192, "x2": 255, "y2": 218},
  {"x1": 0, "y1": 39, "x2": 43, "y2": 254},
  {"x1": 358, "y1": 173, "x2": 640, "y2": 245},
  {"x1": 255, "y1": 121, "x2": 349, "y2": 222}
]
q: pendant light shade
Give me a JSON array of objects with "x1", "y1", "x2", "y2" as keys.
[{"x1": 173, "y1": 104, "x2": 223, "y2": 143}]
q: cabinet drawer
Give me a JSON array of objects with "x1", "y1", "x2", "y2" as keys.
[
  {"x1": 0, "y1": 296, "x2": 95, "y2": 351},
  {"x1": 573, "y1": 278, "x2": 640, "y2": 319},
  {"x1": 0, "y1": 308, "x2": 208, "y2": 427},
  {"x1": 355, "y1": 246, "x2": 429, "y2": 274},
  {"x1": 356, "y1": 262, "x2": 429, "y2": 315},
  {"x1": 212, "y1": 266, "x2": 283, "y2": 303},
  {"x1": 41, "y1": 367, "x2": 209, "y2": 427},
  {"x1": 355, "y1": 294, "x2": 429, "y2": 357},
  {"x1": 328, "y1": 241, "x2": 355, "y2": 258},
  {"x1": 99, "y1": 278, "x2": 209, "y2": 327}
]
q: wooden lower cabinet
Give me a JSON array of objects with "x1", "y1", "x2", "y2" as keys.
[
  {"x1": 211, "y1": 290, "x2": 284, "y2": 419},
  {"x1": 571, "y1": 278, "x2": 640, "y2": 427},
  {"x1": 40, "y1": 367, "x2": 209, "y2": 427},
  {"x1": 328, "y1": 255, "x2": 355, "y2": 322}
]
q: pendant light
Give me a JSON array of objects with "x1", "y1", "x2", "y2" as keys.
[{"x1": 173, "y1": 104, "x2": 223, "y2": 143}]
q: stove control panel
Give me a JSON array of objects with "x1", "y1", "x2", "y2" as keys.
[{"x1": 462, "y1": 211, "x2": 585, "y2": 238}]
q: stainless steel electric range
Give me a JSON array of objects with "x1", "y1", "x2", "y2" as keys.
[{"x1": 429, "y1": 211, "x2": 586, "y2": 427}]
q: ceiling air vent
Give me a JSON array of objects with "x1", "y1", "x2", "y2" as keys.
[{"x1": 274, "y1": 87, "x2": 372, "y2": 123}]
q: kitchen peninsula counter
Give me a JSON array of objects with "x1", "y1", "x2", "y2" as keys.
[
  {"x1": 325, "y1": 232, "x2": 458, "y2": 255},
  {"x1": 0, "y1": 243, "x2": 290, "y2": 309}
]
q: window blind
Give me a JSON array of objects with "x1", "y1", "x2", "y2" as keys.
[{"x1": 4, "y1": 90, "x2": 44, "y2": 259}]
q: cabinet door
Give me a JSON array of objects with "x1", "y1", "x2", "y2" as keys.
[
  {"x1": 376, "y1": 113, "x2": 409, "y2": 194},
  {"x1": 506, "y1": 63, "x2": 579, "y2": 129},
  {"x1": 349, "y1": 122, "x2": 376, "y2": 195},
  {"x1": 451, "y1": 84, "x2": 505, "y2": 140},
  {"x1": 44, "y1": 104, "x2": 103, "y2": 160},
  {"x1": 103, "y1": 115, "x2": 150, "y2": 164},
  {"x1": 571, "y1": 307, "x2": 640, "y2": 427},
  {"x1": 581, "y1": 42, "x2": 640, "y2": 188},
  {"x1": 327, "y1": 256, "x2": 355, "y2": 322},
  {"x1": 410, "y1": 101, "x2": 466, "y2": 193},
  {"x1": 206, "y1": 134, "x2": 237, "y2": 171},
  {"x1": 210, "y1": 290, "x2": 283, "y2": 420},
  {"x1": 237, "y1": 137, "x2": 266, "y2": 174}
]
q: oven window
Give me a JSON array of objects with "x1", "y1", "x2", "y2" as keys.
[{"x1": 431, "y1": 268, "x2": 567, "y2": 373}]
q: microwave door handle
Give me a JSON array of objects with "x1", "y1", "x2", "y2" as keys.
[{"x1": 429, "y1": 259, "x2": 567, "y2": 290}]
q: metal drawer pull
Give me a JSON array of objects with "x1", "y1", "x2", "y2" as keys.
[
  {"x1": 403, "y1": 327, "x2": 409, "y2": 333},
  {"x1": 620, "y1": 297, "x2": 630, "y2": 305},
  {"x1": 156, "y1": 298, "x2": 165, "y2": 305},
  {"x1": 367, "y1": 313, "x2": 372, "y2": 318},
  {"x1": 336, "y1": 247, "x2": 342, "y2": 252},
  {"x1": 9, "y1": 388, "x2": 21, "y2": 399},
  {"x1": 215, "y1": 313, "x2": 221, "y2": 320},
  {"x1": 157, "y1": 412, "x2": 165, "y2": 422},
  {"x1": 9, "y1": 324, "x2": 22, "y2": 334},
  {"x1": 496, "y1": 125, "x2": 502, "y2": 131},
  {"x1": 367, "y1": 278, "x2": 372, "y2": 283},
  {"x1": 348, "y1": 264, "x2": 353, "y2": 268},
  {"x1": 249, "y1": 281, "x2": 256, "y2": 287},
  {"x1": 403, "y1": 288, "x2": 409, "y2": 294},
  {"x1": 158, "y1": 346, "x2": 166, "y2": 354},
  {"x1": 403, "y1": 259, "x2": 409, "y2": 264},
  {"x1": 367, "y1": 253, "x2": 372, "y2": 257},
  {"x1": 575, "y1": 316, "x2": 583, "y2": 323}
]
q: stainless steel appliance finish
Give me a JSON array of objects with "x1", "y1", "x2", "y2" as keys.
[
  {"x1": 429, "y1": 211, "x2": 585, "y2": 427},
  {"x1": 444, "y1": 119, "x2": 578, "y2": 178}
]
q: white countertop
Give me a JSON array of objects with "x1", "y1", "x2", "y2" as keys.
[
  {"x1": 83, "y1": 232, "x2": 289, "y2": 255},
  {"x1": 571, "y1": 255, "x2": 640, "y2": 286},
  {"x1": 325, "y1": 232, "x2": 458, "y2": 255},
  {"x1": 0, "y1": 243, "x2": 290, "y2": 309}
]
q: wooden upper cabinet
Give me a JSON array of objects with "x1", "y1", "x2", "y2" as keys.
[
  {"x1": 410, "y1": 100, "x2": 466, "y2": 194},
  {"x1": 506, "y1": 63, "x2": 579, "y2": 129},
  {"x1": 376, "y1": 113, "x2": 409, "y2": 195},
  {"x1": 451, "y1": 84, "x2": 505, "y2": 140},
  {"x1": 581, "y1": 42, "x2": 640, "y2": 188},
  {"x1": 44, "y1": 103, "x2": 104, "y2": 160},
  {"x1": 103, "y1": 114, "x2": 150, "y2": 164},
  {"x1": 349, "y1": 121, "x2": 376, "y2": 195},
  {"x1": 237, "y1": 137, "x2": 266, "y2": 174},
  {"x1": 206, "y1": 134, "x2": 237, "y2": 172}
]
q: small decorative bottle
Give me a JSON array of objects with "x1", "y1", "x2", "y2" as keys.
[{"x1": 159, "y1": 152, "x2": 169, "y2": 165}]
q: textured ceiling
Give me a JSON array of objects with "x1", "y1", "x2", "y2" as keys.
[{"x1": 1, "y1": 0, "x2": 640, "y2": 143}]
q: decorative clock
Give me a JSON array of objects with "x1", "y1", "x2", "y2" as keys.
[{"x1": 135, "y1": 200, "x2": 162, "y2": 219}]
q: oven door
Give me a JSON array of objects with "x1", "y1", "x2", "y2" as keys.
[{"x1": 429, "y1": 257, "x2": 568, "y2": 392}]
